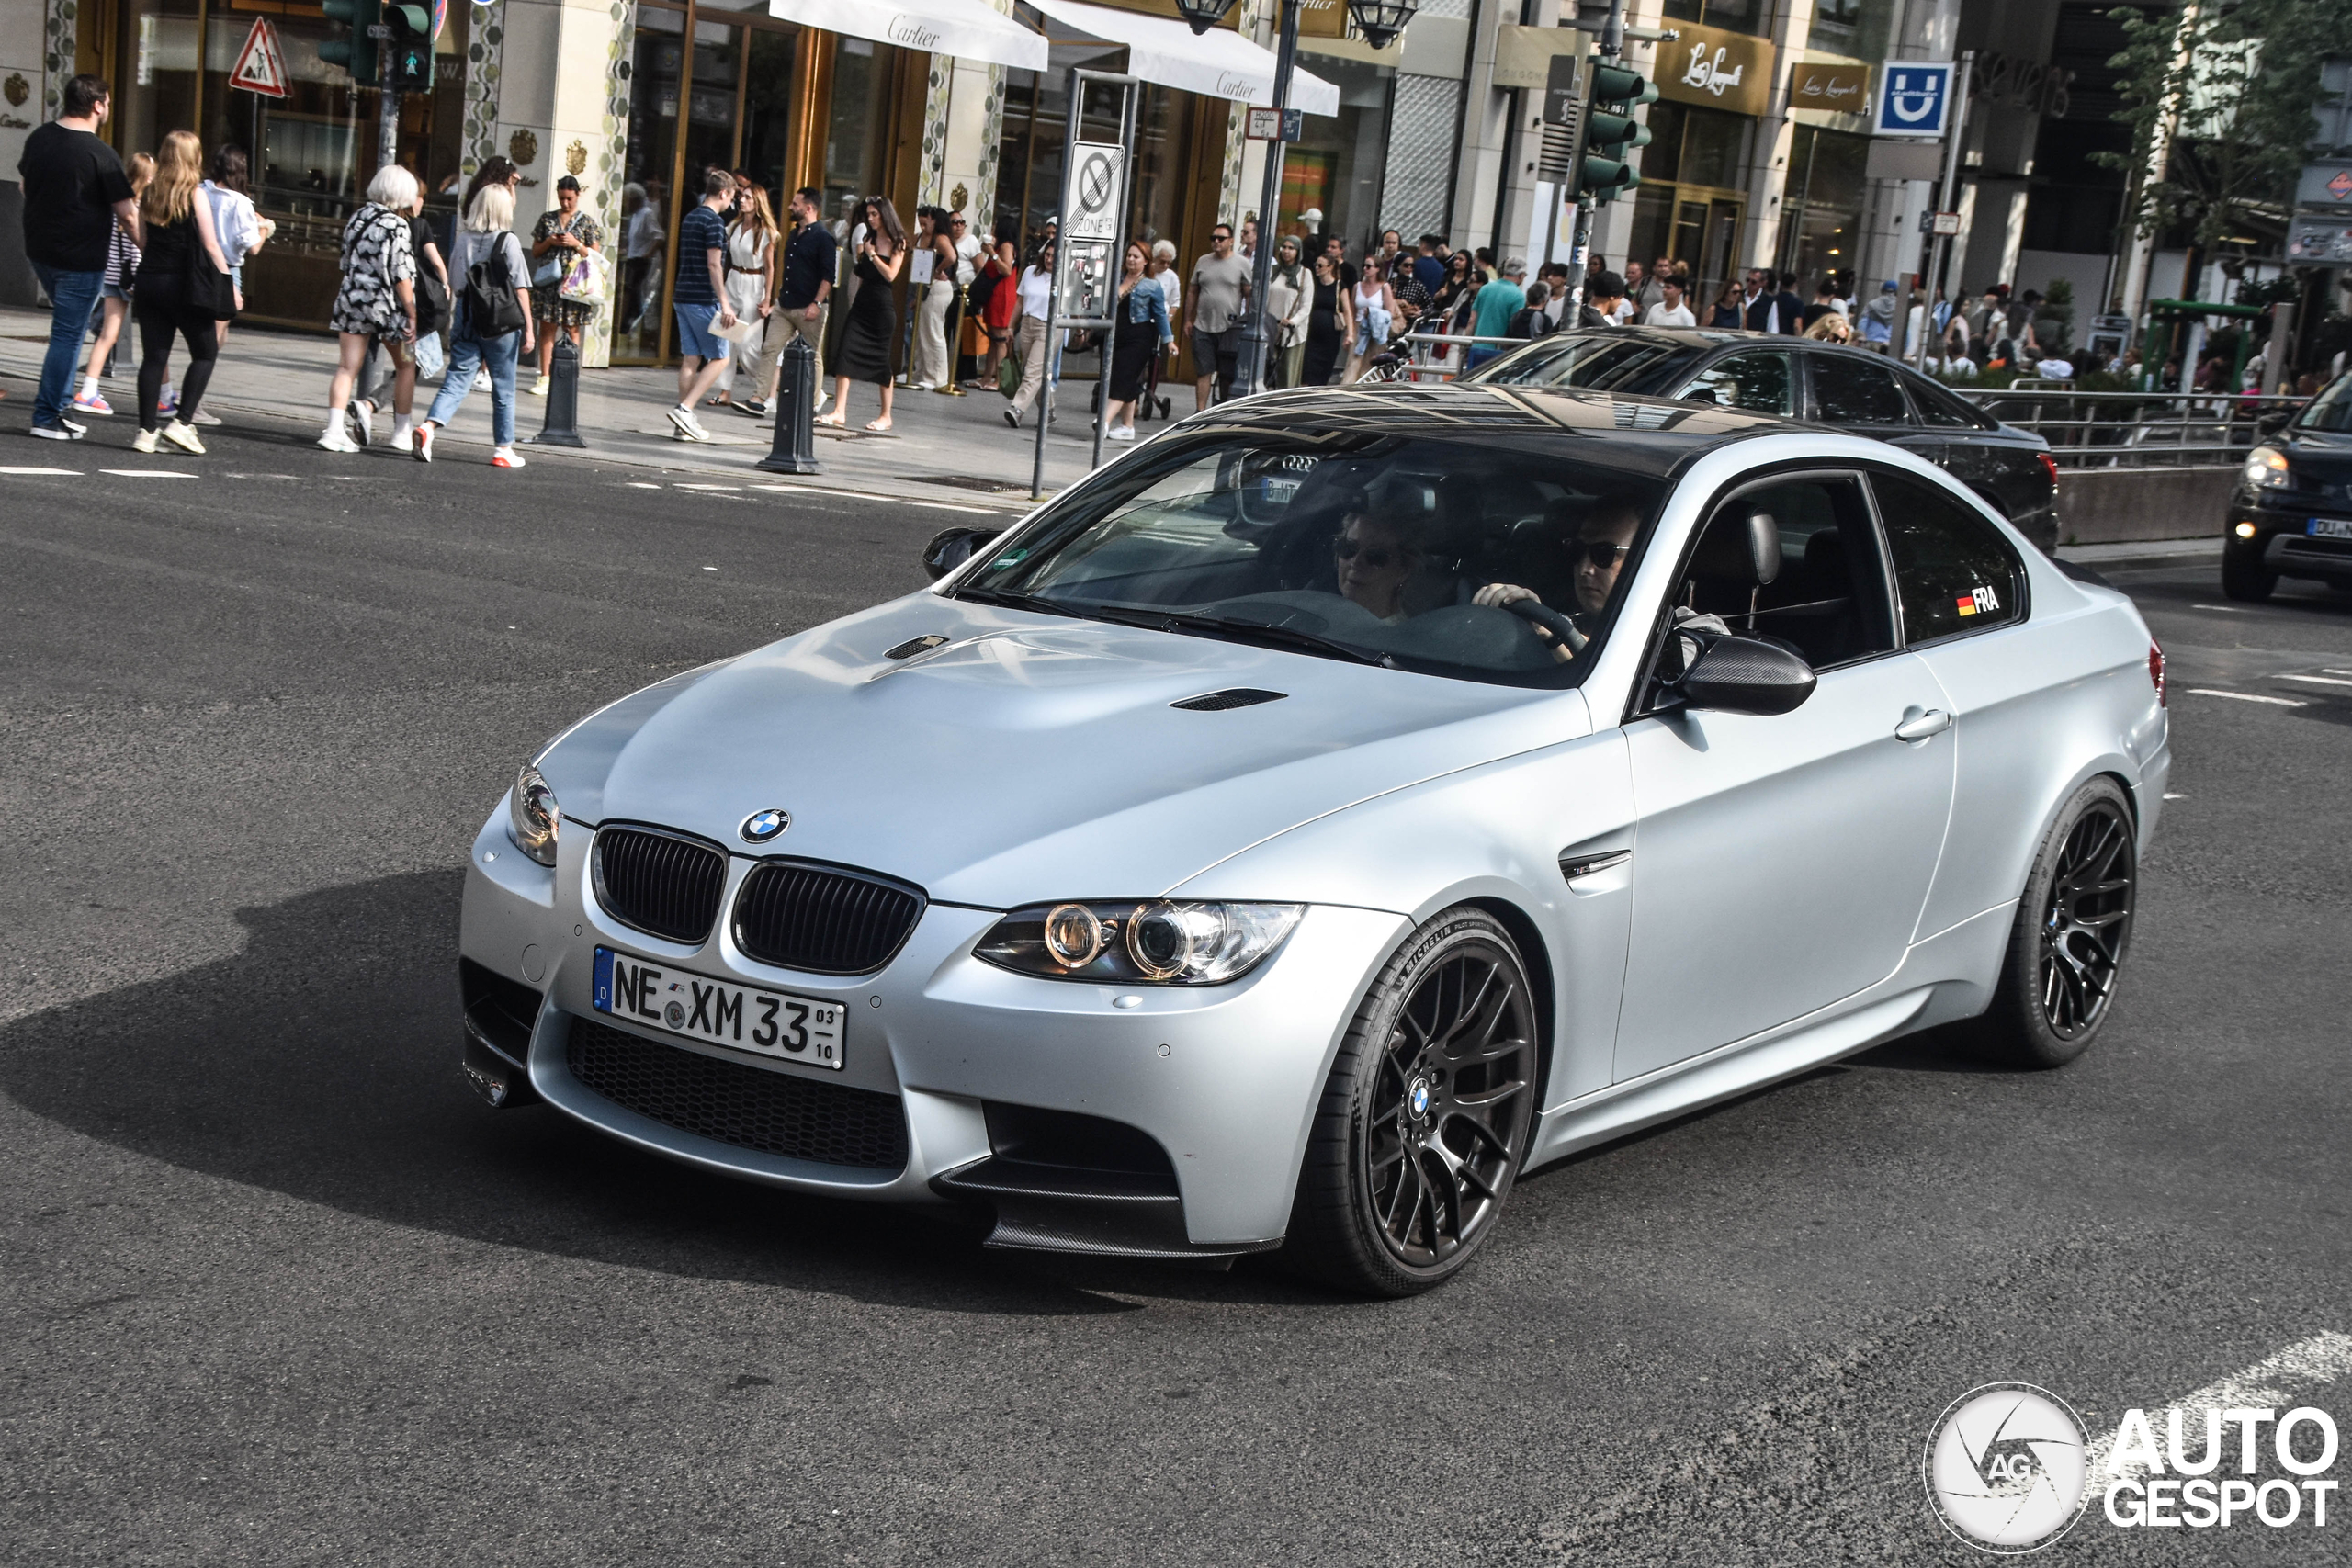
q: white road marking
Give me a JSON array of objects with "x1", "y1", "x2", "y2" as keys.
[
  {"x1": 910, "y1": 500, "x2": 1004, "y2": 514},
  {"x1": 0, "y1": 466, "x2": 77, "y2": 475},
  {"x1": 2325, "y1": 669, "x2": 2352, "y2": 677},
  {"x1": 2164, "y1": 793, "x2": 2187, "y2": 800},
  {"x1": 624, "y1": 481, "x2": 662, "y2": 490},
  {"x1": 701, "y1": 566, "x2": 718, "y2": 571},
  {"x1": 675, "y1": 482, "x2": 741, "y2": 491},
  {"x1": 2191, "y1": 604, "x2": 2248, "y2": 612},
  {"x1": 2281, "y1": 673, "x2": 2352, "y2": 687},
  {"x1": 98, "y1": 468, "x2": 196, "y2": 478},
  {"x1": 2185, "y1": 688, "x2": 2305, "y2": 706},
  {"x1": 2088, "y1": 1331, "x2": 2352, "y2": 1485}
]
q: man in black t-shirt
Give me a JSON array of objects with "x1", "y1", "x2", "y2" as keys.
[
  {"x1": 766, "y1": 186, "x2": 837, "y2": 410},
  {"x1": 17, "y1": 74, "x2": 140, "y2": 440}
]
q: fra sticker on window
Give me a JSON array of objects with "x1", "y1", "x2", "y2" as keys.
[{"x1": 1956, "y1": 585, "x2": 2000, "y2": 617}]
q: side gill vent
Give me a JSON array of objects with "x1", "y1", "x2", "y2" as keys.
[
  {"x1": 884, "y1": 634, "x2": 952, "y2": 660},
  {"x1": 1170, "y1": 688, "x2": 1288, "y2": 712}
]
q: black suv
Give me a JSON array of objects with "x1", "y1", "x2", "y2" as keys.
[
  {"x1": 2222, "y1": 371, "x2": 2352, "y2": 600},
  {"x1": 1462, "y1": 327, "x2": 2061, "y2": 548}
]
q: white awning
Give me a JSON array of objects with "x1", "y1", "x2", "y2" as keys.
[
  {"x1": 767, "y1": 0, "x2": 1048, "y2": 73},
  {"x1": 1026, "y1": 0, "x2": 1341, "y2": 117}
]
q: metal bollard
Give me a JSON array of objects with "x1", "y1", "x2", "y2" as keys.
[
  {"x1": 758, "y1": 335, "x2": 820, "y2": 475},
  {"x1": 527, "y1": 334, "x2": 588, "y2": 448}
]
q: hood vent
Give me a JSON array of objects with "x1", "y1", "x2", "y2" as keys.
[
  {"x1": 1171, "y1": 688, "x2": 1287, "y2": 712},
  {"x1": 884, "y1": 634, "x2": 952, "y2": 660}
]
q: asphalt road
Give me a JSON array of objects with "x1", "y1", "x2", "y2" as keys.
[{"x1": 3, "y1": 421, "x2": 2348, "y2": 1565}]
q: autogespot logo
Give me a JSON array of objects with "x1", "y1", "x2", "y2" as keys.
[{"x1": 1923, "y1": 1383, "x2": 2093, "y2": 1553}]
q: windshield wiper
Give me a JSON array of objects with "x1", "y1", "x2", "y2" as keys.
[
  {"x1": 944, "y1": 585, "x2": 1089, "y2": 619},
  {"x1": 1140, "y1": 607, "x2": 1392, "y2": 667}
]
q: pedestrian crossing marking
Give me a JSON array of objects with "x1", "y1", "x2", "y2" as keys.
[
  {"x1": 0, "y1": 466, "x2": 77, "y2": 475},
  {"x1": 98, "y1": 468, "x2": 198, "y2": 478}
]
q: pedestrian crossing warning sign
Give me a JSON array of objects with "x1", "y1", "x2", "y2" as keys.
[{"x1": 229, "y1": 17, "x2": 289, "y2": 99}]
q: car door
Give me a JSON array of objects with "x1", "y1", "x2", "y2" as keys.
[
  {"x1": 1899, "y1": 370, "x2": 2054, "y2": 534},
  {"x1": 1804, "y1": 350, "x2": 1945, "y2": 465},
  {"x1": 1613, "y1": 471, "x2": 1958, "y2": 1082}
]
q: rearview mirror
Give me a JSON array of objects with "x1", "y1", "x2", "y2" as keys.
[
  {"x1": 1677, "y1": 636, "x2": 1816, "y2": 716},
  {"x1": 923, "y1": 526, "x2": 1004, "y2": 581}
]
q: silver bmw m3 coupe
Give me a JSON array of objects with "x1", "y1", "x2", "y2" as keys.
[{"x1": 458, "y1": 385, "x2": 2169, "y2": 1296}]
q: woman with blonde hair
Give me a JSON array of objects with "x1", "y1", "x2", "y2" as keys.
[
  {"x1": 1804, "y1": 310, "x2": 1852, "y2": 344},
  {"x1": 129, "y1": 130, "x2": 234, "y2": 453},
  {"x1": 320, "y1": 162, "x2": 418, "y2": 451},
  {"x1": 413, "y1": 176, "x2": 535, "y2": 467},
  {"x1": 71, "y1": 150, "x2": 152, "y2": 418},
  {"x1": 712, "y1": 175, "x2": 776, "y2": 412}
]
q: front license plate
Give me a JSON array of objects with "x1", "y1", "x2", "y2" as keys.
[
  {"x1": 592, "y1": 947, "x2": 844, "y2": 1069},
  {"x1": 2311, "y1": 517, "x2": 2352, "y2": 539}
]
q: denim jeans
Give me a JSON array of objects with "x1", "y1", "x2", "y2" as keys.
[
  {"x1": 30, "y1": 263, "x2": 103, "y2": 429},
  {"x1": 425, "y1": 315, "x2": 522, "y2": 446}
]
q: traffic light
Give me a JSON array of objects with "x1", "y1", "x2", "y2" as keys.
[
  {"x1": 320, "y1": 0, "x2": 381, "y2": 85},
  {"x1": 386, "y1": 4, "x2": 435, "y2": 92},
  {"x1": 1577, "y1": 60, "x2": 1657, "y2": 206}
]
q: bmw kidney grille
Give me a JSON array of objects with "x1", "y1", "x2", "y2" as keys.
[
  {"x1": 733, "y1": 862, "x2": 925, "y2": 975},
  {"x1": 592, "y1": 826, "x2": 729, "y2": 944}
]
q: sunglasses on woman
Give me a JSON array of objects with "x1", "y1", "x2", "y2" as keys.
[{"x1": 1333, "y1": 536, "x2": 1414, "y2": 570}]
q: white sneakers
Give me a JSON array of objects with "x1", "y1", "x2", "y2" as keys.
[
  {"x1": 413, "y1": 423, "x2": 435, "y2": 463},
  {"x1": 1107, "y1": 424, "x2": 1136, "y2": 442},
  {"x1": 160, "y1": 421, "x2": 205, "y2": 455},
  {"x1": 666, "y1": 405, "x2": 711, "y2": 442},
  {"x1": 349, "y1": 399, "x2": 374, "y2": 446},
  {"x1": 492, "y1": 446, "x2": 526, "y2": 468},
  {"x1": 318, "y1": 426, "x2": 362, "y2": 454},
  {"x1": 130, "y1": 427, "x2": 159, "y2": 454}
]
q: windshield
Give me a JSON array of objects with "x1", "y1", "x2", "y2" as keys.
[
  {"x1": 2294, "y1": 372, "x2": 2352, "y2": 434},
  {"x1": 954, "y1": 433, "x2": 1666, "y2": 687},
  {"x1": 1466, "y1": 332, "x2": 1709, "y2": 393}
]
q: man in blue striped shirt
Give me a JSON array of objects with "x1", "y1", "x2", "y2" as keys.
[{"x1": 667, "y1": 167, "x2": 738, "y2": 442}]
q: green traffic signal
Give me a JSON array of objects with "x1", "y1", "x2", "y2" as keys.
[
  {"x1": 319, "y1": 0, "x2": 381, "y2": 83},
  {"x1": 387, "y1": 4, "x2": 435, "y2": 90},
  {"x1": 1576, "y1": 60, "x2": 1655, "y2": 205},
  {"x1": 1584, "y1": 110, "x2": 1652, "y2": 151}
]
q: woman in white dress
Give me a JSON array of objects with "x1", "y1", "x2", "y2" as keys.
[
  {"x1": 711, "y1": 179, "x2": 775, "y2": 410},
  {"x1": 1343, "y1": 255, "x2": 1398, "y2": 384}
]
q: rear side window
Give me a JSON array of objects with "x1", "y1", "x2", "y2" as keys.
[
  {"x1": 1679, "y1": 350, "x2": 1795, "y2": 415},
  {"x1": 1871, "y1": 471, "x2": 2028, "y2": 644},
  {"x1": 1811, "y1": 354, "x2": 1913, "y2": 424},
  {"x1": 1905, "y1": 373, "x2": 1992, "y2": 429}
]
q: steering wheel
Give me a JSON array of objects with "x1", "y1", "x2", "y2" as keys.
[{"x1": 1499, "y1": 596, "x2": 1589, "y2": 655}]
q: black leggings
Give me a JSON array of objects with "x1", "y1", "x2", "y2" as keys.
[{"x1": 136, "y1": 295, "x2": 219, "y2": 430}]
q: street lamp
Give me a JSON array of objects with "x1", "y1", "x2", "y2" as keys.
[
  {"x1": 1347, "y1": 0, "x2": 1419, "y2": 51},
  {"x1": 1172, "y1": 0, "x2": 1238, "y2": 35}
]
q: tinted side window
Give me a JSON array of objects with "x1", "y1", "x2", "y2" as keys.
[
  {"x1": 1715, "y1": 476, "x2": 1899, "y2": 668},
  {"x1": 1872, "y1": 471, "x2": 2028, "y2": 644},
  {"x1": 1811, "y1": 354, "x2": 1913, "y2": 424},
  {"x1": 1680, "y1": 351, "x2": 1795, "y2": 415},
  {"x1": 1905, "y1": 373, "x2": 1991, "y2": 429}
]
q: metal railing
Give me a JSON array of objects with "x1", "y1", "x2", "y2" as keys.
[{"x1": 1954, "y1": 387, "x2": 2303, "y2": 470}]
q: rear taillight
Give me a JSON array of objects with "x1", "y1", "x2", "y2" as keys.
[
  {"x1": 2040, "y1": 452, "x2": 2061, "y2": 492},
  {"x1": 2149, "y1": 639, "x2": 2166, "y2": 705}
]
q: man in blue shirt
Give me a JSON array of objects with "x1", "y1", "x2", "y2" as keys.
[
  {"x1": 1412, "y1": 235, "x2": 1446, "y2": 298},
  {"x1": 1467, "y1": 258, "x2": 1526, "y2": 369},
  {"x1": 666, "y1": 167, "x2": 738, "y2": 442}
]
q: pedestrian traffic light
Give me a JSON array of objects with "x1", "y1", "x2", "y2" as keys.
[
  {"x1": 320, "y1": 0, "x2": 381, "y2": 85},
  {"x1": 386, "y1": 4, "x2": 435, "y2": 92},
  {"x1": 1577, "y1": 60, "x2": 1657, "y2": 206}
]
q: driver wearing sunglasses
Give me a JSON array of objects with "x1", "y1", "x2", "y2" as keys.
[{"x1": 1473, "y1": 502, "x2": 1642, "y2": 660}]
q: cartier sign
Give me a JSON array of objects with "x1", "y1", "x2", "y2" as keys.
[
  {"x1": 1789, "y1": 61, "x2": 1870, "y2": 115},
  {"x1": 1656, "y1": 19, "x2": 1773, "y2": 118}
]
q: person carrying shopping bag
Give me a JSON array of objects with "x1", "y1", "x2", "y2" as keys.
[
  {"x1": 413, "y1": 179, "x2": 535, "y2": 468},
  {"x1": 527, "y1": 174, "x2": 604, "y2": 398}
]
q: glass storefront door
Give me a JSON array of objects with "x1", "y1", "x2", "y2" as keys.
[{"x1": 618, "y1": 6, "x2": 686, "y2": 362}]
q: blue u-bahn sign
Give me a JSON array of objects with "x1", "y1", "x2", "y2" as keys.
[{"x1": 1876, "y1": 61, "x2": 1955, "y2": 138}]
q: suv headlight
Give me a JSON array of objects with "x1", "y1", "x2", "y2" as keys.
[
  {"x1": 506, "y1": 763, "x2": 560, "y2": 866},
  {"x1": 976, "y1": 900, "x2": 1303, "y2": 986},
  {"x1": 2243, "y1": 446, "x2": 2290, "y2": 490}
]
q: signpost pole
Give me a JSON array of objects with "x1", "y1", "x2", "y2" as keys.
[
  {"x1": 374, "y1": 26, "x2": 400, "y2": 171},
  {"x1": 1091, "y1": 81, "x2": 1138, "y2": 472},
  {"x1": 1033, "y1": 66, "x2": 1082, "y2": 502},
  {"x1": 1032, "y1": 70, "x2": 1138, "y2": 501},
  {"x1": 1913, "y1": 50, "x2": 1972, "y2": 371},
  {"x1": 1236, "y1": 2, "x2": 1302, "y2": 401}
]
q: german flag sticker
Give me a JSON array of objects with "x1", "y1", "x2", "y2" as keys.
[{"x1": 1956, "y1": 593, "x2": 1978, "y2": 616}]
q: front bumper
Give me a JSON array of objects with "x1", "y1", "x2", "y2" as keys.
[
  {"x1": 458, "y1": 808, "x2": 1409, "y2": 1251},
  {"x1": 2231, "y1": 501, "x2": 2352, "y2": 581}
]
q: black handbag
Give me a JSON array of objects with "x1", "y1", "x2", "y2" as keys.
[
  {"x1": 184, "y1": 254, "x2": 235, "y2": 321},
  {"x1": 463, "y1": 238, "x2": 527, "y2": 337}
]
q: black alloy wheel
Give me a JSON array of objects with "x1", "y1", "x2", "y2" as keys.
[
  {"x1": 2037, "y1": 801, "x2": 2135, "y2": 1039},
  {"x1": 1285, "y1": 908, "x2": 1538, "y2": 1295},
  {"x1": 1964, "y1": 776, "x2": 2139, "y2": 1067}
]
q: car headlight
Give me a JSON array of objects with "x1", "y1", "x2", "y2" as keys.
[
  {"x1": 976, "y1": 900, "x2": 1303, "y2": 986},
  {"x1": 506, "y1": 763, "x2": 560, "y2": 867},
  {"x1": 2243, "y1": 446, "x2": 2290, "y2": 490}
]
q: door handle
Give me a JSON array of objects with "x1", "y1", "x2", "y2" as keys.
[{"x1": 1894, "y1": 707, "x2": 1952, "y2": 742}]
